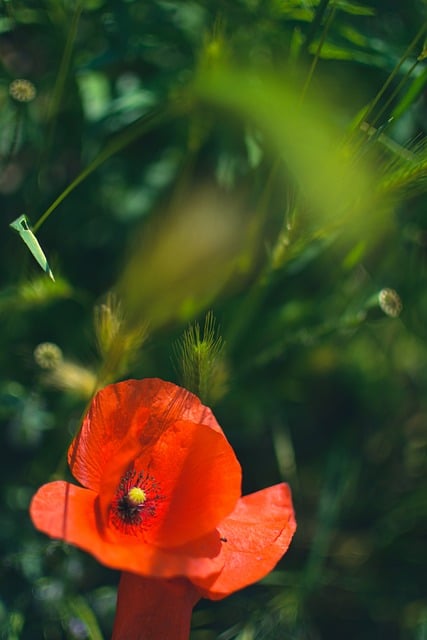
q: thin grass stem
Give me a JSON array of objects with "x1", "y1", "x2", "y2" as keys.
[
  {"x1": 351, "y1": 21, "x2": 427, "y2": 142},
  {"x1": 303, "y1": 0, "x2": 332, "y2": 54},
  {"x1": 38, "y1": 1, "x2": 84, "y2": 171},
  {"x1": 371, "y1": 58, "x2": 420, "y2": 128},
  {"x1": 32, "y1": 105, "x2": 175, "y2": 232},
  {"x1": 300, "y1": 3, "x2": 337, "y2": 103}
]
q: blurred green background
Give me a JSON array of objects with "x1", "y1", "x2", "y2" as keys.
[{"x1": 1, "y1": 1, "x2": 427, "y2": 638}]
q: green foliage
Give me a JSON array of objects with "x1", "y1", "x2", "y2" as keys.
[{"x1": 1, "y1": 0, "x2": 427, "y2": 638}]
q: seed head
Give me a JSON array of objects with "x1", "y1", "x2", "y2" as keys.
[
  {"x1": 34, "y1": 342, "x2": 63, "y2": 369},
  {"x1": 9, "y1": 79, "x2": 36, "y2": 103},
  {"x1": 378, "y1": 288, "x2": 402, "y2": 318}
]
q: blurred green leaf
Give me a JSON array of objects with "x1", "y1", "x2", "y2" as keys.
[
  {"x1": 335, "y1": 1, "x2": 375, "y2": 16},
  {"x1": 193, "y1": 65, "x2": 387, "y2": 243}
]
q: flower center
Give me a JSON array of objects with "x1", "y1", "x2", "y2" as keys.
[
  {"x1": 127, "y1": 486, "x2": 146, "y2": 505},
  {"x1": 110, "y1": 469, "x2": 163, "y2": 536}
]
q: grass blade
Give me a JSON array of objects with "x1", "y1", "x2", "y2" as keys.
[{"x1": 9, "y1": 214, "x2": 54, "y2": 281}]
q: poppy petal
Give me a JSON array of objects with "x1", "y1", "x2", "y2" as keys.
[
  {"x1": 97, "y1": 418, "x2": 242, "y2": 548},
  {"x1": 112, "y1": 573, "x2": 200, "y2": 640},
  {"x1": 193, "y1": 483, "x2": 296, "y2": 599},
  {"x1": 144, "y1": 420, "x2": 241, "y2": 547},
  {"x1": 30, "y1": 481, "x2": 224, "y2": 581},
  {"x1": 68, "y1": 378, "x2": 223, "y2": 492}
]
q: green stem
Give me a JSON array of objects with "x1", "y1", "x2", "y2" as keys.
[
  {"x1": 371, "y1": 58, "x2": 420, "y2": 128},
  {"x1": 352, "y1": 21, "x2": 427, "y2": 138},
  {"x1": 300, "y1": 3, "x2": 337, "y2": 102},
  {"x1": 303, "y1": 0, "x2": 332, "y2": 54}
]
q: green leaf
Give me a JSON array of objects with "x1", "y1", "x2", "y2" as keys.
[
  {"x1": 65, "y1": 596, "x2": 104, "y2": 640},
  {"x1": 9, "y1": 215, "x2": 54, "y2": 281},
  {"x1": 335, "y1": 1, "x2": 375, "y2": 16},
  {"x1": 0, "y1": 17, "x2": 15, "y2": 33},
  {"x1": 193, "y1": 65, "x2": 379, "y2": 241}
]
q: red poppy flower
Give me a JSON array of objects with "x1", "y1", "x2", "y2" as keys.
[{"x1": 30, "y1": 378, "x2": 296, "y2": 639}]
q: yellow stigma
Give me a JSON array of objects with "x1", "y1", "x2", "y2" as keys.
[{"x1": 127, "y1": 487, "x2": 147, "y2": 505}]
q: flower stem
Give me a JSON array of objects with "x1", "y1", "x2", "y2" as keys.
[{"x1": 111, "y1": 573, "x2": 201, "y2": 640}]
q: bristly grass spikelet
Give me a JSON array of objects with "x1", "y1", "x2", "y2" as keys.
[
  {"x1": 94, "y1": 292, "x2": 126, "y2": 358},
  {"x1": 174, "y1": 311, "x2": 228, "y2": 405},
  {"x1": 93, "y1": 292, "x2": 150, "y2": 387}
]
